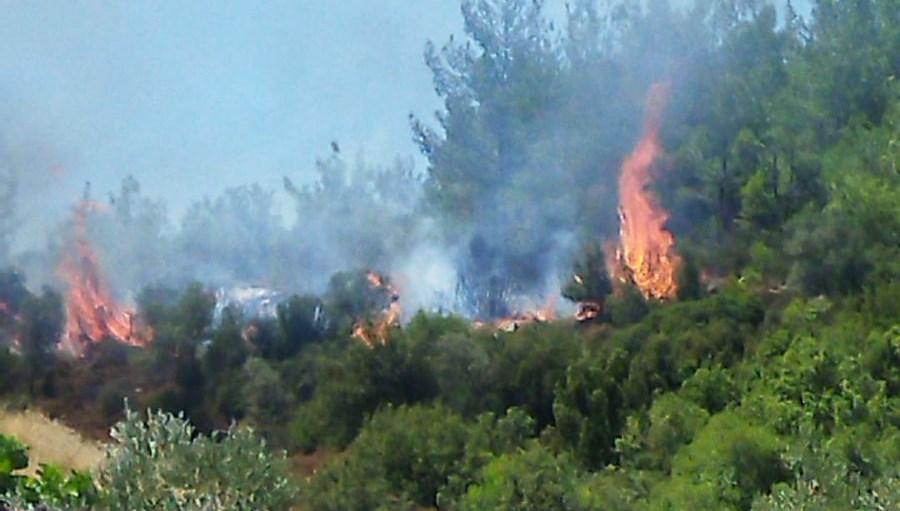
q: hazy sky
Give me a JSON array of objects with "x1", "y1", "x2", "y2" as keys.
[
  {"x1": 0, "y1": 0, "x2": 809, "y2": 241},
  {"x1": 1, "y1": 1, "x2": 474, "y2": 222}
]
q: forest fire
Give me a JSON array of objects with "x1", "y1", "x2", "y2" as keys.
[
  {"x1": 353, "y1": 271, "x2": 401, "y2": 346},
  {"x1": 494, "y1": 303, "x2": 555, "y2": 332},
  {"x1": 612, "y1": 81, "x2": 680, "y2": 299},
  {"x1": 57, "y1": 200, "x2": 149, "y2": 355}
]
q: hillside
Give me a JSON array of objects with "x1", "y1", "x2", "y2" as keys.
[{"x1": 0, "y1": 1, "x2": 897, "y2": 510}]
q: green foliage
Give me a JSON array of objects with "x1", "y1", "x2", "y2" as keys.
[
  {"x1": 1, "y1": 434, "x2": 99, "y2": 509},
  {"x1": 454, "y1": 443, "x2": 585, "y2": 511},
  {"x1": 239, "y1": 357, "x2": 291, "y2": 430},
  {"x1": 101, "y1": 408, "x2": 293, "y2": 511},
  {"x1": 752, "y1": 430, "x2": 900, "y2": 511},
  {"x1": 306, "y1": 404, "x2": 468, "y2": 509},
  {"x1": 172, "y1": 283, "x2": 216, "y2": 342},
  {"x1": 680, "y1": 364, "x2": 740, "y2": 414},
  {"x1": 607, "y1": 285, "x2": 649, "y2": 326},
  {"x1": 554, "y1": 288, "x2": 764, "y2": 469},
  {"x1": 553, "y1": 349, "x2": 625, "y2": 469},
  {"x1": 486, "y1": 323, "x2": 581, "y2": 428},
  {"x1": 141, "y1": 283, "x2": 215, "y2": 363},
  {"x1": 0, "y1": 434, "x2": 28, "y2": 494},
  {"x1": 676, "y1": 251, "x2": 703, "y2": 301},
  {"x1": 203, "y1": 307, "x2": 248, "y2": 380},
  {"x1": 15, "y1": 464, "x2": 99, "y2": 509},
  {"x1": 646, "y1": 411, "x2": 790, "y2": 511},
  {"x1": 438, "y1": 407, "x2": 535, "y2": 506},
  {"x1": 289, "y1": 334, "x2": 438, "y2": 450},
  {"x1": 617, "y1": 393, "x2": 710, "y2": 472},
  {"x1": 427, "y1": 331, "x2": 492, "y2": 416},
  {"x1": 562, "y1": 243, "x2": 612, "y2": 303},
  {"x1": 267, "y1": 294, "x2": 325, "y2": 359},
  {"x1": 18, "y1": 287, "x2": 64, "y2": 396}
]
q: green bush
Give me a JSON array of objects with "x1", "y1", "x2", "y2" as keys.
[
  {"x1": 1, "y1": 433, "x2": 99, "y2": 510},
  {"x1": 101, "y1": 408, "x2": 294, "y2": 511},
  {"x1": 454, "y1": 443, "x2": 585, "y2": 511},
  {"x1": 0, "y1": 434, "x2": 28, "y2": 494},
  {"x1": 306, "y1": 404, "x2": 468, "y2": 510}
]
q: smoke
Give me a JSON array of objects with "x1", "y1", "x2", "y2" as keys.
[
  {"x1": 409, "y1": 0, "x2": 684, "y2": 317},
  {"x1": 0, "y1": 166, "x2": 15, "y2": 263},
  {"x1": 1, "y1": 0, "x2": 819, "y2": 321},
  {"x1": 52, "y1": 148, "x2": 459, "y2": 317},
  {"x1": 0, "y1": 106, "x2": 82, "y2": 287}
]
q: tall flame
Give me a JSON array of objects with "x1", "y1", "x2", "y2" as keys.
[
  {"x1": 57, "y1": 200, "x2": 149, "y2": 355},
  {"x1": 615, "y1": 81, "x2": 680, "y2": 299}
]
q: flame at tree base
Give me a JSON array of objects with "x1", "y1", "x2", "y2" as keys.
[
  {"x1": 57, "y1": 200, "x2": 150, "y2": 355},
  {"x1": 613, "y1": 80, "x2": 680, "y2": 299}
]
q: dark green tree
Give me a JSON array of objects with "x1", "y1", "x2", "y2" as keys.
[
  {"x1": 562, "y1": 243, "x2": 612, "y2": 304},
  {"x1": 413, "y1": 0, "x2": 573, "y2": 317},
  {"x1": 18, "y1": 287, "x2": 64, "y2": 395},
  {"x1": 270, "y1": 294, "x2": 325, "y2": 359}
]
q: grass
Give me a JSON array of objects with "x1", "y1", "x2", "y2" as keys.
[{"x1": 0, "y1": 405, "x2": 105, "y2": 475}]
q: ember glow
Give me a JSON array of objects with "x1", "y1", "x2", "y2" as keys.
[
  {"x1": 57, "y1": 200, "x2": 149, "y2": 355},
  {"x1": 613, "y1": 81, "x2": 680, "y2": 299},
  {"x1": 489, "y1": 296, "x2": 556, "y2": 332}
]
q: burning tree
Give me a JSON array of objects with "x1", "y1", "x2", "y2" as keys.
[
  {"x1": 611, "y1": 81, "x2": 680, "y2": 299},
  {"x1": 56, "y1": 200, "x2": 149, "y2": 355}
]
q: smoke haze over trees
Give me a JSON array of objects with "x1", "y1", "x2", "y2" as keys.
[{"x1": 0, "y1": 0, "x2": 826, "y2": 318}]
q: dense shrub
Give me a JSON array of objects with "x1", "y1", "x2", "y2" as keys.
[{"x1": 101, "y1": 408, "x2": 293, "y2": 511}]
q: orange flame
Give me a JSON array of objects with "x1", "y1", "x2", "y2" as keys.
[
  {"x1": 491, "y1": 296, "x2": 556, "y2": 332},
  {"x1": 615, "y1": 81, "x2": 680, "y2": 299},
  {"x1": 365, "y1": 271, "x2": 384, "y2": 288},
  {"x1": 352, "y1": 271, "x2": 401, "y2": 347},
  {"x1": 57, "y1": 200, "x2": 149, "y2": 355}
]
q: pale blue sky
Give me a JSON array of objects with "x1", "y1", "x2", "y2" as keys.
[{"x1": 1, "y1": 1, "x2": 468, "y2": 224}]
